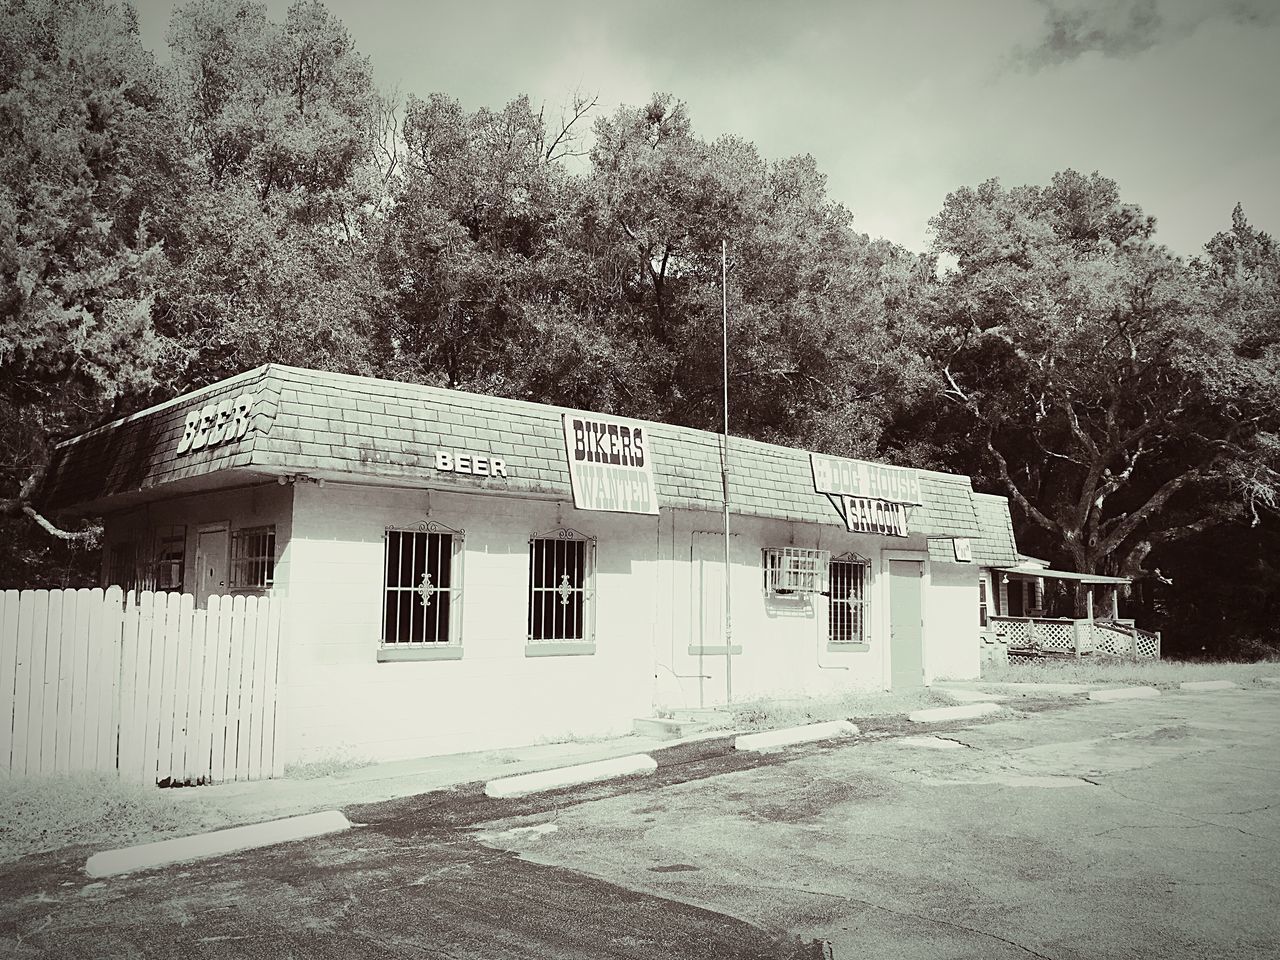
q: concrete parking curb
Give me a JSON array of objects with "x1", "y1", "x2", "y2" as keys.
[
  {"x1": 1260, "y1": 677, "x2": 1280, "y2": 687},
  {"x1": 907, "y1": 703, "x2": 1001, "y2": 724},
  {"x1": 1179, "y1": 680, "x2": 1238, "y2": 691},
  {"x1": 1088, "y1": 686, "x2": 1161, "y2": 702},
  {"x1": 85, "y1": 810, "x2": 351, "y2": 878},
  {"x1": 733, "y1": 720, "x2": 859, "y2": 752},
  {"x1": 483, "y1": 754, "x2": 658, "y2": 799}
]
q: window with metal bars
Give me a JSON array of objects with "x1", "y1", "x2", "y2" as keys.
[
  {"x1": 153, "y1": 525, "x2": 187, "y2": 593},
  {"x1": 528, "y1": 530, "x2": 595, "y2": 644},
  {"x1": 828, "y1": 554, "x2": 870, "y2": 645},
  {"x1": 107, "y1": 541, "x2": 138, "y2": 592},
  {"x1": 383, "y1": 527, "x2": 461, "y2": 645},
  {"x1": 230, "y1": 526, "x2": 275, "y2": 590}
]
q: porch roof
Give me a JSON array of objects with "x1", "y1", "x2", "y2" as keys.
[{"x1": 998, "y1": 566, "x2": 1130, "y2": 585}]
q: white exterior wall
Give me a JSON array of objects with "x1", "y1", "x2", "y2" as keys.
[
  {"x1": 100, "y1": 480, "x2": 985, "y2": 765},
  {"x1": 280, "y1": 483, "x2": 660, "y2": 764},
  {"x1": 923, "y1": 561, "x2": 982, "y2": 682},
  {"x1": 654, "y1": 510, "x2": 908, "y2": 709}
]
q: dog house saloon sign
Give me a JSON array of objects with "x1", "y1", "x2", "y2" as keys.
[{"x1": 810, "y1": 453, "x2": 921, "y2": 537}]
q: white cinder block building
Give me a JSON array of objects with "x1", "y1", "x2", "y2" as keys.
[{"x1": 40, "y1": 365, "x2": 1019, "y2": 765}]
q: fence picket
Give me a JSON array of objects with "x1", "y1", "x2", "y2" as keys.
[
  {"x1": 224, "y1": 595, "x2": 248, "y2": 781},
  {"x1": 154, "y1": 593, "x2": 182, "y2": 783},
  {"x1": 246, "y1": 597, "x2": 271, "y2": 781},
  {"x1": 38, "y1": 592, "x2": 66, "y2": 775},
  {"x1": 209, "y1": 596, "x2": 234, "y2": 783},
  {"x1": 19, "y1": 591, "x2": 49, "y2": 776},
  {"x1": 64, "y1": 591, "x2": 91, "y2": 773},
  {"x1": 94, "y1": 588, "x2": 123, "y2": 773},
  {"x1": 167, "y1": 594, "x2": 196, "y2": 783},
  {"x1": 48, "y1": 590, "x2": 75, "y2": 774},
  {"x1": 190, "y1": 606, "x2": 214, "y2": 784},
  {"x1": 235, "y1": 597, "x2": 258, "y2": 782},
  {"x1": 0, "y1": 590, "x2": 20, "y2": 773},
  {"x1": 116, "y1": 588, "x2": 143, "y2": 777},
  {"x1": 265, "y1": 598, "x2": 284, "y2": 778},
  {"x1": 140, "y1": 593, "x2": 168, "y2": 785}
]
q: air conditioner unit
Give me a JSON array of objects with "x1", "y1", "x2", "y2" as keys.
[{"x1": 763, "y1": 547, "x2": 830, "y2": 597}]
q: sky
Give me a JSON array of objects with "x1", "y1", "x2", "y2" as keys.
[{"x1": 131, "y1": 0, "x2": 1280, "y2": 258}]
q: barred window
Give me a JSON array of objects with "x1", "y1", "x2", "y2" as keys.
[
  {"x1": 231, "y1": 526, "x2": 275, "y2": 590},
  {"x1": 829, "y1": 554, "x2": 870, "y2": 645},
  {"x1": 383, "y1": 527, "x2": 461, "y2": 645},
  {"x1": 528, "y1": 530, "x2": 596, "y2": 644},
  {"x1": 108, "y1": 541, "x2": 138, "y2": 592},
  {"x1": 153, "y1": 526, "x2": 187, "y2": 593}
]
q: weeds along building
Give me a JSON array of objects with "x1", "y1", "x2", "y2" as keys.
[{"x1": 39, "y1": 364, "x2": 1019, "y2": 765}]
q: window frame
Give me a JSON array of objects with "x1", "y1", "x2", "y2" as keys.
[
  {"x1": 827, "y1": 552, "x2": 871, "y2": 650},
  {"x1": 379, "y1": 521, "x2": 465, "y2": 662},
  {"x1": 526, "y1": 527, "x2": 597, "y2": 656},
  {"x1": 152, "y1": 525, "x2": 188, "y2": 594},
  {"x1": 229, "y1": 525, "x2": 277, "y2": 592}
]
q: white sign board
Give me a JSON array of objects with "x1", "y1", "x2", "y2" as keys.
[
  {"x1": 953, "y1": 537, "x2": 973, "y2": 562},
  {"x1": 810, "y1": 453, "x2": 923, "y2": 505},
  {"x1": 561, "y1": 414, "x2": 659, "y2": 515}
]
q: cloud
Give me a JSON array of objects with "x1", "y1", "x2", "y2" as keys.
[{"x1": 1015, "y1": 0, "x2": 1276, "y2": 69}]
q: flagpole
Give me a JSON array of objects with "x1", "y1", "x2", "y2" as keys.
[{"x1": 721, "y1": 239, "x2": 733, "y2": 705}]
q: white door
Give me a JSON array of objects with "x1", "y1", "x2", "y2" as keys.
[
  {"x1": 889, "y1": 559, "x2": 925, "y2": 690},
  {"x1": 195, "y1": 525, "x2": 229, "y2": 607}
]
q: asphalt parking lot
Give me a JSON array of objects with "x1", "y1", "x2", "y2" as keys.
[{"x1": 1, "y1": 687, "x2": 1276, "y2": 959}]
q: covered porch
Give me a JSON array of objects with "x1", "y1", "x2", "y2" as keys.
[{"x1": 988, "y1": 563, "x2": 1160, "y2": 661}]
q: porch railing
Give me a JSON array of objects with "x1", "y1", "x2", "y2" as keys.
[{"x1": 990, "y1": 616, "x2": 1160, "y2": 661}]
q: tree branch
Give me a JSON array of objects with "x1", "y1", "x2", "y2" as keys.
[
  {"x1": 987, "y1": 440, "x2": 1062, "y2": 535},
  {"x1": 1096, "y1": 469, "x2": 1202, "y2": 557}
]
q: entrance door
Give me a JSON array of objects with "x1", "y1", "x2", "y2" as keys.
[
  {"x1": 195, "y1": 525, "x2": 229, "y2": 607},
  {"x1": 889, "y1": 559, "x2": 924, "y2": 690}
]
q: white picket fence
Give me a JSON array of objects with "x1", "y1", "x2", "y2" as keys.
[{"x1": 0, "y1": 587, "x2": 283, "y2": 785}]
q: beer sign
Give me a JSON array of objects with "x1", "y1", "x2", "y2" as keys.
[{"x1": 561, "y1": 414, "x2": 659, "y2": 515}]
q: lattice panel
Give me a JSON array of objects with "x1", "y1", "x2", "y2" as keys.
[
  {"x1": 993, "y1": 618, "x2": 1030, "y2": 645},
  {"x1": 1034, "y1": 621, "x2": 1075, "y2": 652},
  {"x1": 1091, "y1": 624, "x2": 1132, "y2": 657},
  {"x1": 1134, "y1": 631, "x2": 1160, "y2": 659}
]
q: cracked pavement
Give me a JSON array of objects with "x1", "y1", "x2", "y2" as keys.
[
  {"x1": 475, "y1": 689, "x2": 1280, "y2": 959},
  {"x1": 1, "y1": 688, "x2": 1276, "y2": 958}
]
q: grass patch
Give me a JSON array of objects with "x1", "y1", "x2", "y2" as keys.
[
  {"x1": 727, "y1": 687, "x2": 954, "y2": 732},
  {"x1": 978, "y1": 657, "x2": 1280, "y2": 688},
  {"x1": 283, "y1": 752, "x2": 375, "y2": 780},
  {"x1": 0, "y1": 772, "x2": 235, "y2": 863}
]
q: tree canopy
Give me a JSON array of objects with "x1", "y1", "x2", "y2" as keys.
[{"x1": 1, "y1": 0, "x2": 1275, "y2": 656}]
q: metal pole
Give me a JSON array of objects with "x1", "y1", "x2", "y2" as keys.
[{"x1": 721, "y1": 239, "x2": 733, "y2": 705}]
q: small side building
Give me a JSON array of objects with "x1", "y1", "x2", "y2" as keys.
[{"x1": 40, "y1": 365, "x2": 1017, "y2": 766}]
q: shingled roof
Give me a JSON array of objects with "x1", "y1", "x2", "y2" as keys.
[
  {"x1": 41, "y1": 364, "x2": 992, "y2": 544},
  {"x1": 926, "y1": 491, "x2": 1020, "y2": 566}
]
